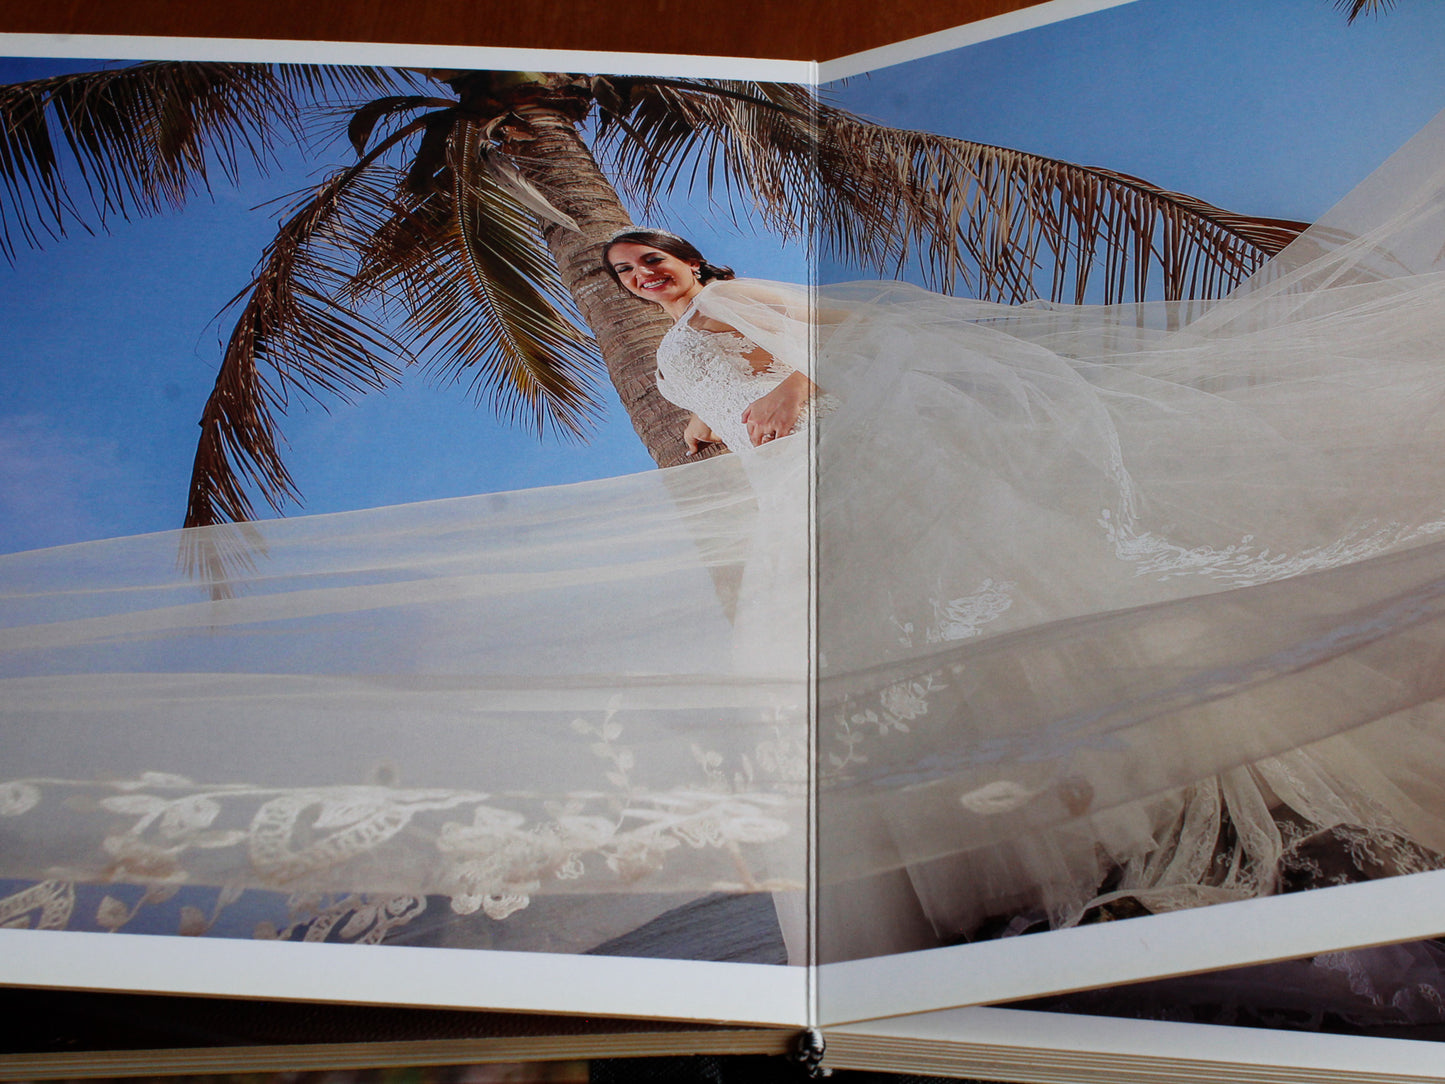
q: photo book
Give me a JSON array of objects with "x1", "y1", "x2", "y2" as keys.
[{"x1": 4, "y1": 0, "x2": 1445, "y2": 1078}]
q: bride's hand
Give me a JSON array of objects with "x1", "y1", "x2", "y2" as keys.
[
  {"x1": 683, "y1": 413, "x2": 719, "y2": 455},
  {"x1": 743, "y1": 372, "x2": 810, "y2": 446}
]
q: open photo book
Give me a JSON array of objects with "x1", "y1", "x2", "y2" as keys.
[{"x1": 5, "y1": 0, "x2": 1445, "y2": 1078}]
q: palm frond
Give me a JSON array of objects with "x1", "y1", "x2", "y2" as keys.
[
  {"x1": 183, "y1": 130, "x2": 426, "y2": 533},
  {"x1": 1334, "y1": 0, "x2": 1395, "y2": 23},
  {"x1": 479, "y1": 145, "x2": 580, "y2": 230},
  {"x1": 594, "y1": 79, "x2": 1307, "y2": 304},
  {"x1": 593, "y1": 79, "x2": 818, "y2": 241},
  {"x1": 0, "y1": 62, "x2": 300, "y2": 258},
  {"x1": 813, "y1": 117, "x2": 1308, "y2": 303},
  {"x1": 344, "y1": 95, "x2": 455, "y2": 156},
  {"x1": 273, "y1": 64, "x2": 429, "y2": 104},
  {"x1": 176, "y1": 517, "x2": 269, "y2": 601},
  {"x1": 347, "y1": 121, "x2": 604, "y2": 439}
]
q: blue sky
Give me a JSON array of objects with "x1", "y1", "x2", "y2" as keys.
[
  {"x1": 2, "y1": 0, "x2": 1444, "y2": 553},
  {"x1": 823, "y1": 0, "x2": 1445, "y2": 278}
]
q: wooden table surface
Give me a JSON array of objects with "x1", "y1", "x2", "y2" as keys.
[{"x1": 0, "y1": 0, "x2": 1045, "y2": 61}]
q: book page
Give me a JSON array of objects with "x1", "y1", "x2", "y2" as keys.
[
  {"x1": 811, "y1": 0, "x2": 1445, "y2": 1022},
  {"x1": 827, "y1": 1003, "x2": 1445, "y2": 1081},
  {"x1": 0, "y1": 34, "x2": 815, "y2": 1026}
]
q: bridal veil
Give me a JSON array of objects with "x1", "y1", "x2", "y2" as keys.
[{"x1": 5, "y1": 107, "x2": 1445, "y2": 970}]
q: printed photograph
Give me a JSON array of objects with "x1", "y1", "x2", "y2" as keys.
[
  {"x1": 0, "y1": 59, "x2": 817, "y2": 967},
  {"x1": 804, "y1": 0, "x2": 1445, "y2": 1030}
]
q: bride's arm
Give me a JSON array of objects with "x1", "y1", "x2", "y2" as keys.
[
  {"x1": 743, "y1": 371, "x2": 812, "y2": 446},
  {"x1": 683, "y1": 413, "x2": 720, "y2": 455},
  {"x1": 691, "y1": 279, "x2": 835, "y2": 445},
  {"x1": 682, "y1": 317, "x2": 817, "y2": 445},
  {"x1": 709, "y1": 316, "x2": 821, "y2": 446}
]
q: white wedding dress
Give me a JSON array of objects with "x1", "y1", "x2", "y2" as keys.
[
  {"x1": 654, "y1": 109, "x2": 1445, "y2": 967},
  {"x1": 6, "y1": 109, "x2": 1445, "y2": 996}
]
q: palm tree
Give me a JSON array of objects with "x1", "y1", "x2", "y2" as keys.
[{"x1": 0, "y1": 61, "x2": 1308, "y2": 542}]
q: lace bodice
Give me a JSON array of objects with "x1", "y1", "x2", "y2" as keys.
[{"x1": 656, "y1": 304, "x2": 829, "y2": 453}]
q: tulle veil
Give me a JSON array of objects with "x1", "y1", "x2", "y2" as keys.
[{"x1": 5, "y1": 105, "x2": 1445, "y2": 978}]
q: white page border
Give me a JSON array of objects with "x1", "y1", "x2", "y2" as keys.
[
  {"x1": 818, "y1": 0, "x2": 1138, "y2": 81},
  {"x1": 827, "y1": 1003, "x2": 1445, "y2": 1080},
  {"x1": 819, "y1": 867, "x2": 1445, "y2": 1024},
  {"x1": 0, "y1": 927, "x2": 808, "y2": 1026}
]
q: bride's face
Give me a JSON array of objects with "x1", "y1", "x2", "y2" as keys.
[{"x1": 608, "y1": 243, "x2": 704, "y2": 312}]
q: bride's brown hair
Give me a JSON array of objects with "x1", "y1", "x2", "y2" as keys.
[{"x1": 602, "y1": 229, "x2": 736, "y2": 289}]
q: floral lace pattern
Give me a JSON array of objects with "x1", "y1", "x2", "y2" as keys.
[
  {"x1": 1102, "y1": 506, "x2": 1445, "y2": 587},
  {"x1": 0, "y1": 705, "x2": 805, "y2": 942},
  {"x1": 0, "y1": 880, "x2": 74, "y2": 931},
  {"x1": 826, "y1": 671, "x2": 946, "y2": 772},
  {"x1": 886, "y1": 579, "x2": 1017, "y2": 651}
]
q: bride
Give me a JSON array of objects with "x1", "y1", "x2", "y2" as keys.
[
  {"x1": 5, "y1": 108, "x2": 1445, "y2": 983},
  {"x1": 603, "y1": 230, "x2": 820, "y2": 455}
]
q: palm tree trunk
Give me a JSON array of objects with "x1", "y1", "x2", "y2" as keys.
[{"x1": 504, "y1": 97, "x2": 701, "y2": 468}]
